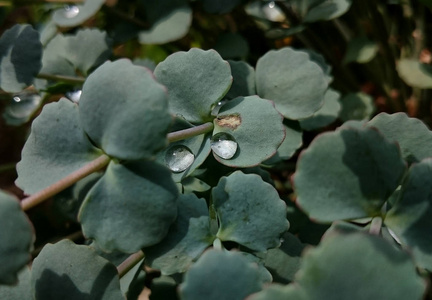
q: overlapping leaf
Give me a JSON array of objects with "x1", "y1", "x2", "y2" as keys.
[
  {"x1": 212, "y1": 95, "x2": 285, "y2": 167},
  {"x1": 256, "y1": 47, "x2": 328, "y2": 120},
  {"x1": 0, "y1": 191, "x2": 33, "y2": 284},
  {"x1": 79, "y1": 161, "x2": 178, "y2": 253},
  {"x1": 179, "y1": 249, "x2": 262, "y2": 300},
  {"x1": 0, "y1": 267, "x2": 32, "y2": 298},
  {"x1": 79, "y1": 59, "x2": 171, "y2": 160},
  {"x1": 293, "y1": 127, "x2": 406, "y2": 222},
  {"x1": 212, "y1": 171, "x2": 289, "y2": 251},
  {"x1": 31, "y1": 240, "x2": 124, "y2": 299},
  {"x1": 16, "y1": 98, "x2": 103, "y2": 194},
  {"x1": 225, "y1": 60, "x2": 256, "y2": 100},
  {"x1": 154, "y1": 48, "x2": 232, "y2": 123},
  {"x1": 339, "y1": 92, "x2": 375, "y2": 121},
  {"x1": 0, "y1": 24, "x2": 42, "y2": 92}
]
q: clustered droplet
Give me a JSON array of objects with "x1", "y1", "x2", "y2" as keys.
[
  {"x1": 165, "y1": 145, "x2": 195, "y2": 173},
  {"x1": 211, "y1": 132, "x2": 238, "y2": 159}
]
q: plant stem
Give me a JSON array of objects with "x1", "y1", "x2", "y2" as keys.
[
  {"x1": 21, "y1": 154, "x2": 111, "y2": 211},
  {"x1": 37, "y1": 73, "x2": 86, "y2": 85},
  {"x1": 117, "y1": 250, "x2": 145, "y2": 278},
  {"x1": 0, "y1": 162, "x2": 16, "y2": 173},
  {"x1": 369, "y1": 216, "x2": 383, "y2": 235},
  {"x1": 167, "y1": 122, "x2": 214, "y2": 143}
]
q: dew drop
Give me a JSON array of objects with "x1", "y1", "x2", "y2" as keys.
[
  {"x1": 63, "y1": 5, "x2": 80, "y2": 18},
  {"x1": 13, "y1": 96, "x2": 21, "y2": 103},
  {"x1": 211, "y1": 132, "x2": 238, "y2": 159},
  {"x1": 165, "y1": 145, "x2": 195, "y2": 173},
  {"x1": 65, "y1": 90, "x2": 82, "y2": 103}
]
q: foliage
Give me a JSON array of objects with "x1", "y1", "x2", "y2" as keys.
[{"x1": 1, "y1": 0, "x2": 432, "y2": 299}]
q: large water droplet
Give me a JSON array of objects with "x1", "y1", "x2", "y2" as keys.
[
  {"x1": 211, "y1": 132, "x2": 238, "y2": 159},
  {"x1": 165, "y1": 145, "x2": 195, "y2": 173},
  {"x1": 63, "y1": 5, "x2": 80, "y2": 18},
  {"x1": 65, "y1": 90, "x2": 82, "y2": 103}
]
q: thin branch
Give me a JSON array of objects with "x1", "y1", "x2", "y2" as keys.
[
  {"x1": 37, "y1": 73, "x2": 86, "y2": 85},
  {"x1": 117, "y1": 250, "x2": 145, "y2": 278},
  {"x1": 21, "y1": 154, "x2": 111, "y2": 211},
  {"x1": 167, "y1": 122, "x2": 214, "y2": 143}
]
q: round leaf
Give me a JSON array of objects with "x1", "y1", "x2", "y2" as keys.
[
  {"x1": 397, "y1": 59, "x2": 432, "y2": 88},
  {"x1": 300, "y1": 88, "x2": 341, "y2": 131},
  {"x1": 16, "y1": 98, "x2": 103, "y2": 194},
  {"x1": 343, "y1": 36, "x2": 379, "y2": 64},
  {"x1": 368, "y1": 112, "x2": 432, "y2": 164},
  {"x1": 179, "y1": 249, "x2": 262, "y2": 300},
  {"x1": 79, "y1": 161, "x2": 178, "y2": 253},
  {"x1": 79, "y1": 59, "x2": 171, "y2": 160},
  {"x1": 214, "y1": 33, "x2": 249, "y2": 60},
  {"x1": 31, "y1": 239, "x2": 124, "y2": 300},
  {"x1": 256, "y1": 47, "x2": 328, "y2": 120},
  {"x1": 52, "y1": 0, "x2": 105, "y2": 27},
  {"x1": 0, "y1": 191, "x2": 33, "y2": 284},
  {"x1": 385, "y1": 158, "x2": 432, "y2": 270},
  {"x1": 138, "y1": 0, "x2": 192, "y2": 44},
  {"x1": 293, "y1": 127, "x2": 406, "y2": 222},
  {"x1": 339, "y1": 92, "x2": 375, "y2": 122},
  {"x1": 304, "y1": 0, "x2": 352, "y2": 22},
  {"x1": 212, "y1": 171, "x2": 289, "y2": 251},
  {"x1": 225, "y1": 60, "x2": 256, "y2": 100},
  {"x1": 154, "y1": 48, "x2": 232, "y2": 123},
  {"x1": 296, "y1": 233, "x2": 426, "y2": 299},
  {"x1": 0, "y1": 24, "x2": 42, "y2": 93},
  {"x1": 144, "y1": 194, "x2": 213, "y2": 275},
  {"x1": 212, "y1": 95, "x2": 285, "y2": 167}
]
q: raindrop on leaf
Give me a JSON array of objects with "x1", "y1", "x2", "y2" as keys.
[
  {"x1": 165, "y1": 145, "x2": 195, "y2": 173},
  {"x1": 63, "y1": 5, "x2": 80, "y2": 19},
  {"x1": 211, "y1": 132, "x2": 238, "y2": 159}
]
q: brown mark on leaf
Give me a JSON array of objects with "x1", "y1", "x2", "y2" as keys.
[{"x1": 216, "y1": 114, "x2": 241, "y2": 130}]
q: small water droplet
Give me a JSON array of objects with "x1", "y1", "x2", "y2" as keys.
[
  {"x1": 268, "y1": 1, "x2": 275, "y2": 8},
  {"x1": 65, "y1": 90, "x2": 82, "y2": 103},
  {"x1": 211, "y1": 132, "x2": 238, "y2": 159},
  {"x1": 4, "y1": 90, "x2": 42, "y2": 125},
  {"x1": 13, "y1": 96, "x2": 21, "y2": 103},
  {"x1": 63, "y1": 5, "x2": 80, "y2": 18},
  {"x1": 165, "y1": 145, "x2": 195, "y2": 173},
  {"x1": 211, "y1": 100, "x2": 227, "y2": 116}
]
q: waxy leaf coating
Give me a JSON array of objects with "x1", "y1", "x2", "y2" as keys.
[
  {"x1": 256, "y1": 47, "x2": 328, "y2": 120},
  {"x1": 294, "y1": 127, "x2": 406, "y2": 222},
  {"x1": 154, "y1": 48, "x2": 232, "y2": 123},
  {"x1": 79, "y1": 161, "x2": 178, "y2": 253},
  {"x1": 0, "y1": 191, "x2": 33, "y2": 284},
  {"x1": 179, "y1": 249, "x2": 262, "y2": 300},
  {"x1": 212, "y1": 171, "x2": 289, "y2": 251},
  {"x1": 0, "y1": 24, "x2": 42, "y2": 93},
  {"x1": 31, "y1": 240, "x2": 124, "y2": 300},
  {"x1": 79, "y1": 59, "x2": 171, "y2": 160},
  {"x1": 16, "y1": 98, "x2": 103, "y2": 194}
]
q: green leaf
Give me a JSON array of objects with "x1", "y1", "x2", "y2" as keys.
[
  {"x1": 79, "y1": 161, "x2": 178, "y2": 253},
  {"x1": 343, "y1": 36, "x2": 379, "y2": 64},
  {"x1": 212, "y1": 95, "x2": 285, "y2": 167},
  {"x1": 367, "y1": 112, "x2": 432, "y2": 164},
  {"x1": 339, "y1": 92, "x2": 375, "y2": 121},
  {"x1": 264, "y1": 120, "x2": 303, "y2": 164},
  {"x1": 304, "y1": 0, "x2": 353, "y2": 22},
  {"x1": 79, "y1": 59, "x2": 171, "y2": 160},
  {"x1": 249, "y1": 284, "x2": 306, "y2": 300},
  {"x1": 262, "y1": 232, "x2": 306, "y2": 284},
  {"x1": 214, "y1": 33, "x2": 249, "y2": 60},
  {"x1": 200, "y1": 0, "x2": 242, "y2": 14},
  {"x1": 293, "y1": 127, "x2": 406, "y2": 222},
  {"x1": 138, "y1": 0, "x2": 192, "y2": 44},
  {"x1": 212, "y1": 171, "x2": 289, "y2": 251},
  {"x1": 256, "y1": 47, "x2": 328, "y2": 120},
  {"x1": 16, "y1": 98, "x2": 103, "y2": 194},
  {"x1": 52, "y1": 0, "x2": 105, "y2": 27},
  {"x1": 31, "y1": 239, "x2": 124, "y2": 300},
  {"x1": 144, "y1": 194, "x2": 213, "y2": 275},
  {"x1": 296, "y1": 233, "x2": 426, "y2": 299},
  {"x1": 397, "y1": 59, "x2": 432, "y2": 88},
  {"x1": 179, "y1": 249, "x2": 262, "y2": 300},
  {"x1": 385, "y1": 158, "x2": 432, "y2": 270},
  {"x1": 300, "y1": 88, "x2": 341, "y2": 131},
  {"x1": 225, "y1": 60, "x2": 256, "y2": 100},
  {"x1": 0, "y1": 267, "x2": 32, "y2": 298},
  {"x1": 0, "y1": 24, "x2": 42, "y2": 93},
  {"x1": 154, "y1": 48, "x2": 232, "y2": 123},
  {"x1": 0, "y1": 191, "x2": 33, "y2": 285}
]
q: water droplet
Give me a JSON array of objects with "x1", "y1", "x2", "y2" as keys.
[
  {"x1": 63, "y1": 5, "x2": 80, "y2": 18},
  {"x1": 165, "y1": 145, "x2": 195, "y2": 173},
  {"x1": 211, "y1": 100, "x2": 227, "y2": 116},
  {"x1": 268, "y1": 1, "x2": 275, "y2": 8},
  {"x1": 13, "y1": 96, "x2": 21, "y2": 102},
  {"x1": 211, "y1": 132, "x2": 238, "y2": 159},
  {"x1": 65, "y1": 90, "x2": 82, "y2": 103}
]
